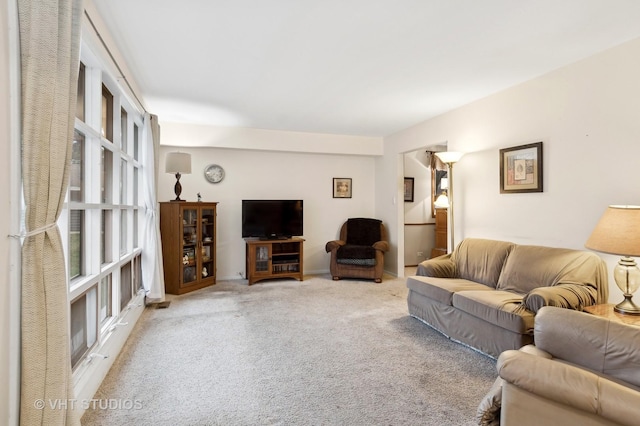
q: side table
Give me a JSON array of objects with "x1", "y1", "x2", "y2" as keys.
[{"x1": 583, "y1": 304, "x2": 640, "y2": 327}]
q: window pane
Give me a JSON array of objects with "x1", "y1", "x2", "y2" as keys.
[
  {"x1": 70, "y1": 287, "x2": 97, "y2": 369},
  {"x1": 70, "y1": 131, "x2": 84, "y2": 202},
  {"x1": 101, "y1": 147, "x2": 113, "y2": 204},
  {"x1": 69, "y1": 210, "x2": 84, "y2": 280},
  {"x1": 133, "y1": 123, "x2": 139, "y2": 161},
  {"x1": 120, "y1": 210, "x2": 127, "y2": 255},
  {"x1": 101, "y1": 210, "x2": 112, "y2": 264},
  {"x1": 76, "y1": 62, "x2": 85, "y2": 121},
  {"x1": 99, "y1": 275, "x2": 112, "y2": 325},
  {"x1": 120, "y1": 159, "x2": 127, "y2": 204},
  {"x1": 120, "y1": 108, "x2": 128, "y2": 152},
  {"x1": 133, "y1": 209, "x2": 139, "y2": 249},
  {"x1": 120, "y1": 262, "x2": 132, "y2": 310},
  {"x1": 101, "y1": 84, "x2": 113, "y2": 142},
  {"x1": 133, "y1": 167, "x2": 138, "y2": 205}
]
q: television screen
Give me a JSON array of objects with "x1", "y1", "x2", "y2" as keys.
[{"x1": 242, "y1": 200, "x2": 304, "y2": 239}]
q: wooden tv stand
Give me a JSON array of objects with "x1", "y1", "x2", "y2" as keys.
[{"x1": 245, "y1": 237, "x2": 304, "y2": 285}]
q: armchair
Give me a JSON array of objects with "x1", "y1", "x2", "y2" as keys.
[{"x1": 325, "y1": 218, "x2": 389, "y2": 283}]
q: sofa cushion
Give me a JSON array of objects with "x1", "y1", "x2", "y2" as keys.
[
  {"x1": 452, "y1": 238, "x2": 515, "y2": 288},
  {"x1": 535, "y1": 307, "x2": 640, "y2": 388},
  {"x1": 406, "y1": 276, "x2": 492, "y2": 306},
  {"x1": 452, "y1": 290, "x2": 534, "y2": 334},
  {"x1": 496, "y1": 244, "x2": 605, "y2": 297}
]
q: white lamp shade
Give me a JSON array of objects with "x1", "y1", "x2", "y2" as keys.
[
  {"x1": 434, "y1": 193, "x2": 449, "y2": 208},
  {"x1": 165, "y1": 152, "x2": 192, "y2": 174},
  {"x1": 435, "y1": 151, "x2": 464, "y2": 164}
]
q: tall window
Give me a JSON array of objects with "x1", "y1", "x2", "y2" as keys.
[{"x1": 61, "y1": 47, "x2": 145, "y2": 369}]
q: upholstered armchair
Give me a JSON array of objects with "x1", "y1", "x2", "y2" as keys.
[{"x1": 325, "y1": 218, "x2": 389, "y2": 283}]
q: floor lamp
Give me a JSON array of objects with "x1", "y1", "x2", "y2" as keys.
[{"x1": 435, "y1": 151, "x2": 464, "y2": 253}]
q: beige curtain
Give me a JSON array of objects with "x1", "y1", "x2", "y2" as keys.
[{"x1": 18, "y1": 0, "x2": 83, "y2": 424}]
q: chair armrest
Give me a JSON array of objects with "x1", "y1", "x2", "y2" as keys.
[
  {"x1": 372, "y1": 241, "x2": 390, "y2": 252},
  {"x1": 416, "y1": 254, "x2": 455, "y2": 277},
  {"x1": 498, "y1": 350, "x2": 640, "y2": 426},
  {"x1": 325, "y1": 240, "x2": 346, "y2": 252},
  {"x1": 523, "y1": 283, "x2": 598, "y2": 313}
]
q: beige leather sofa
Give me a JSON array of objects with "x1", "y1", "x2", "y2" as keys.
[
  {"x1": 406, "y1": 238, "x2": 608, "y2": 357},
  {"x1": 477, "y1": 306, "x2": 640, "y2": 426}
]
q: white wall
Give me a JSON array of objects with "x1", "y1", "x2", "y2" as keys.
[
  {"x1": 157, "y1": 140, "x2": 378, "y2": 280},
  {"x1": 383, "y1": 37, "x2": 640, "y2": 302},
  {"x1": 403, "y1": 150, "x2": 434, "y2": 266}
]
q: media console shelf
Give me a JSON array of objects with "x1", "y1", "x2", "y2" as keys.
[{"x1": 245, "y1": 237, "x2": 304, "y2": 285}]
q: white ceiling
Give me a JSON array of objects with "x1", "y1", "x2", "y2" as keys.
[{"x1": 93, "y1": 0, "x2": 640, "y2": 138}]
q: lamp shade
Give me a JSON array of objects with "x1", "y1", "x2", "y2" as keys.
[
  {"x1": 435, "y1": 151, "x2": 464, "y2": 164},
  {"x1": 165, "y1": 152, "x2": 192, "y2": 174},
  {"x1": 585, "y1": 205, "x2": 640, "y2": 257}
]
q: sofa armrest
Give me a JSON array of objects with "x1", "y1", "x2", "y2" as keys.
[
  {"x1": 498, "y1": 350, "x2": 640, "y2": 426},
  {"x1": 523, "y1": 283, "x2": 598, "y2": 313},
  {"x1": 416, "y1": 254, "x2": 455, "y2": 277},
  {"x1": 325, "y1": 240, "x2": 345, "y2": 253},
  {"x1": 372, "y1": 240, "x2": 390, "y2": 252}
]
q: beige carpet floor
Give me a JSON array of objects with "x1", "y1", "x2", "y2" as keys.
[{"x1": 81, "y1": 274, "x2": 497, "y2": 425}]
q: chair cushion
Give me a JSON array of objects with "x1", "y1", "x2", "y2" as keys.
[
  {"x1": 345, "y1": 218, "x2": 381, "y2": 246},
  {"x1": 336, "y1": 244, "x2": 376, "y2": 260}
]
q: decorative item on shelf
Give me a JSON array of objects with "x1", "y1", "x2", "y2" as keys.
[
  {"x1": 197, "y1": 192, "x2": 202, "y2": 202},
  {"x1": 183, "y1": 254, "x2": 189, "y2": 265},
  {"x1": 434, "y1": 151, "x2": 464, "y2": 253},
  {"x1": 586, "y1": 205, "x2": 640, "y2": 315},
  {"x1": 202, "y1": 267, "x2": 208, "y2": 278},
  {"x1": 165, "y1": 152, "x2": 192, "y2": 201}
]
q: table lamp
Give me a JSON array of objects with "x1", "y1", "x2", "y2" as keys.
[
  {"x1": 586, "y1": 205, "x2": 640, "y2": 315},
  {"x1": 165, "y1": 152, "x2": 191, "y2": 201}
]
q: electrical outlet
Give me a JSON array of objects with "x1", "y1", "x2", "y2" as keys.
[{"x1": 417, "y1": 251, "x2": 424, "y2": 257}]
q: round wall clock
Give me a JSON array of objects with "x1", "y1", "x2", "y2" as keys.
[{"x1": 204, "y1": 164, "x2": 225, "y2": 183}]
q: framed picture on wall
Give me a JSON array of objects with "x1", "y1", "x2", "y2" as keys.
[
  {"x1": 333, "y1": 178, "x2": 352, "y2": 198},
  {"x1": 404, "y1": 177, "x2": 415, "y2": 202},
  {"x1": 499, "y1": 142, "x2": 543, "y2": 193}
]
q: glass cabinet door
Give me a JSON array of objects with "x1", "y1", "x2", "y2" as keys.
[
  {"x1": 254, "y1": 244, "x2": 271, "y2": 274},
  {"x1": 181, "y1": 207, "x2": 198, "y2": 284},
  {"x1": 201, "y1": 207, "x2": 215, "y2": 280}
]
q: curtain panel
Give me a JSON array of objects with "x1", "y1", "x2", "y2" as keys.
[
  {"x1": 141, "y1": 113, "x2": 166, "y2": 302},
  {"x1": 18, "y1": 0, "x2": 83, "y2": 424}
]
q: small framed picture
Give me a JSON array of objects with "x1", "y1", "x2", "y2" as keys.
[
  {"x1": 333, "y1": 178, "x2": 352, "y2": 198},
  {"x1": 500, "y1": 142, "x2": 543, "y2": 193},
  {"x1": 404, "y1": 177, "x2": 415, "y2": 202}
]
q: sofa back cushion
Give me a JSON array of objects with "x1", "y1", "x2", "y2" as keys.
[
  {"x1": 452, "y1": 238, "x2": 515, "y2": 288},
  {"x1": 496, "y1": 244, "x2": 604, "y2": 295},
  {"x1": 535, "y1": 306, "x2": 640, "y2": 388}
]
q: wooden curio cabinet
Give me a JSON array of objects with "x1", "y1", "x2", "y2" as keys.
[{"x1": 160, "y1": 202, "x2": 218, "y2": 294}]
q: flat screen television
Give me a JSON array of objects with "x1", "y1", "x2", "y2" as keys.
[{"x1": 242, "y1": 199, "x2": 304, "y2": 239}]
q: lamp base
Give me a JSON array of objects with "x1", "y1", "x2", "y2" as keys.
[{"x1": 614, "y1": 295, "x2": 640, "y2": 315}]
